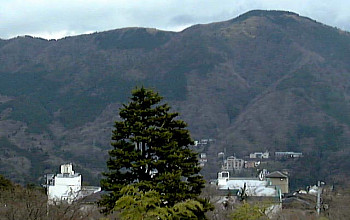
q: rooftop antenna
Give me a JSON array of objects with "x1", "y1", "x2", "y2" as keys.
[{"x1": 224, "y1": 147, "x2": 227, "y2": 163}]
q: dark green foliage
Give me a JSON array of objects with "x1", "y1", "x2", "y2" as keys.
[
  {"x1": 0, "y1": 71, "x2": 59, "y2": 132},
  {"x1": 95, "y1": 75, "x2": 135, "y2": 102},
  {"x1": 150, "y1": 66, "x2": 188, "y2": 101},
  {"x1": 232, "y1": 10, "x2": 298, "y2": 25},
  {"x1": 320, "y1": 123, "x2": 344, "y2": 152},
  {"x1": 0, "y1": 136, "x2": 50, "y2": 183},
  {"x1": 281, "y1": 122, "x2": 344, "y2": 155},
  {"x1": 230, "y1": 201, "x2": 269, "y2": 220},
  {"x1": 276, "y1": 69, "x2": 315, "y2": 90},
  {"x1": 288, "y1": 152, "x2": 328, "y2": 189},
  {"x1": 0, "y1": 174, "x2": 13, "y2": 190},
  {"x1": 3, "y1": 97, "x2": 51, "y2": 133},
  {"x1": 319, "y1": 88, "x2": 350, "y2": 126},
  {"x1": 96, "y1": 28, "x2": 172, "y2": 50},
  {"x1": 287, "y1": 77, "x2": 350, "y2": 125},
  {"x1": 0, "y1": 68, "x2": 189, "y2": 132},
  {"x1": 114, "y1": 185, "x2": 204, "y2": 220},
  {"x1": 0, "y1": 70, "x2": 119, "y2": 131},
  {"x1": 296, "y1": 125, "x2": 321, "y2": 139},
  {"x1": 0, "y1": 40, "x2": 5, "y2": 48},
  {"x1": 100, "y1": 87, "x2": 211, "y2": 218},
  {"x1": 0, "y1": 72, "x2": 56, "y2": 97},
  {"x1": 307, "y1": 26, "x2": 350, "y2": 66},
  {"x1": 56, "y1": 94, "x2": 106, "y2": 128}
]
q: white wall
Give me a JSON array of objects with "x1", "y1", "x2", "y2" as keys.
[
  {"x1": 55, "y1": 175, "x2": 81, "y2": 186},
  {"x1": 47, "y1": 175, "x2": 81, "y2": 204}
]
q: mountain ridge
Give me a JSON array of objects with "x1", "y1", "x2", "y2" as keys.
[{"x1": 0, "y1": 10, "x2": 349, "y2": 187}]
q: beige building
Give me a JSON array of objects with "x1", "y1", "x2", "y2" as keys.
[
  {"x1": 266, "y1": 171, "x2": 289, "y2": 194},
  {"x1": 245, "y1": 160, "x2": 256, "y2": 168},
  {"x1": 223, "y1": 156, "x2": 245, "y2": 171}
]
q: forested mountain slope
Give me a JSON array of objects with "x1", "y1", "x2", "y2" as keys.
[{"x1": 0, "y1": 10, "x2": 349, "y2": 186}]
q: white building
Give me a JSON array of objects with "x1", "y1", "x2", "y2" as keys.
[
  {"x1": 222, "y1": 156, "x2": 245, "y2": 171},
  {"x1": 45, "y1": 163, "x2": 101, "y2": 204},
  {"x1": 199, "y1": 153, "x2": 208, "y2": 167},
  {"x1": 249, "y1": 151, "x2": 269, "y2": 159},
  {"x1": 218, "y1": 152, "x2": 225, "y2": 158},
  {"x1": 275, "y1": 152, "x2": 303, "y2": 158},
  {"x1": 217, "y1": 171, "x2": 281, "y2": 197}
]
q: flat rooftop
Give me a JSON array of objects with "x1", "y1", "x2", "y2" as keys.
[{"x1": 56, "y1": 173, "x2": 81, "y2": 178}]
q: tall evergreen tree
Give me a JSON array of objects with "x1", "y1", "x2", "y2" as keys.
[{"x1": 100, "y1": 87, "x2": 211, "y2": 217}]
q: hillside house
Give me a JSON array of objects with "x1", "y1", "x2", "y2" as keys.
[
  {"x1": 249, "y1": 151, "x2": 269, "y2": 159},
  {"x1": 266, "y1": 171, "x2": 289, "y2": 194},
  {"x1": 244, "y1": 160, "x2": 256, "y2": 168},
  {"x1": 222, "y1": 156, "x2": 245, "y2": 171},
  {"x1": 275, "y1": 152, "x2": 303, "y2": 159},
  {"x1": 218, "y1": 152, "x2": 225, "y2": 158},
  {"x1": 194, "y1": 138, "x2": 216, "y2": 147},
  {"x1": 198, "y1": 152, "x2": 208, "y2": 167},
  {"x1": 44, "y1": 163, "x2": 101, "y2": 204}
]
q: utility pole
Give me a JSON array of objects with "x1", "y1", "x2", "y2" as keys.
[{"x1": 316, "y1": 181, "x2": 322, "y2": 215}]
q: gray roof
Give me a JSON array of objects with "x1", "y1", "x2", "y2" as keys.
[
  {"x1": 265, "y1": 171, "x2": 288, "y2": 178},
  {"x1": 78, "y1": 191, "x2": 110, "y2": 204}
]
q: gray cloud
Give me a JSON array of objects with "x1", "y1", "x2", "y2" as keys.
[
  {"x1": 169, "y1": 14, "x2": 196, "y2": 26},
  {"x1": 0, "y1": 0, "x2": 349, "y2": 40}
]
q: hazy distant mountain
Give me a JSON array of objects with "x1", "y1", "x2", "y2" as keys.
[{"x1": 0, "y1": 10, "x2": 349, "y2": 186}]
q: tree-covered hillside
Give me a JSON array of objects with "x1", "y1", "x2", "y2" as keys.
[{"x1": 0, "y1": 10, "x2": 349, "y2": 186}]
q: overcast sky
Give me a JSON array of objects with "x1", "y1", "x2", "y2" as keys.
[{"x1": 1, "y1": 0, "x2": 350, "y2": 40}]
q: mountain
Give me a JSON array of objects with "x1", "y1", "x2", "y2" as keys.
[{"x1": 0, "y1": 10, "x2": 350, "y2": 187}]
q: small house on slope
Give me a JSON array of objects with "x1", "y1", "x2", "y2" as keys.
[{"x1": 265, "y1": 171, "x2": 289, "y2": 194}]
